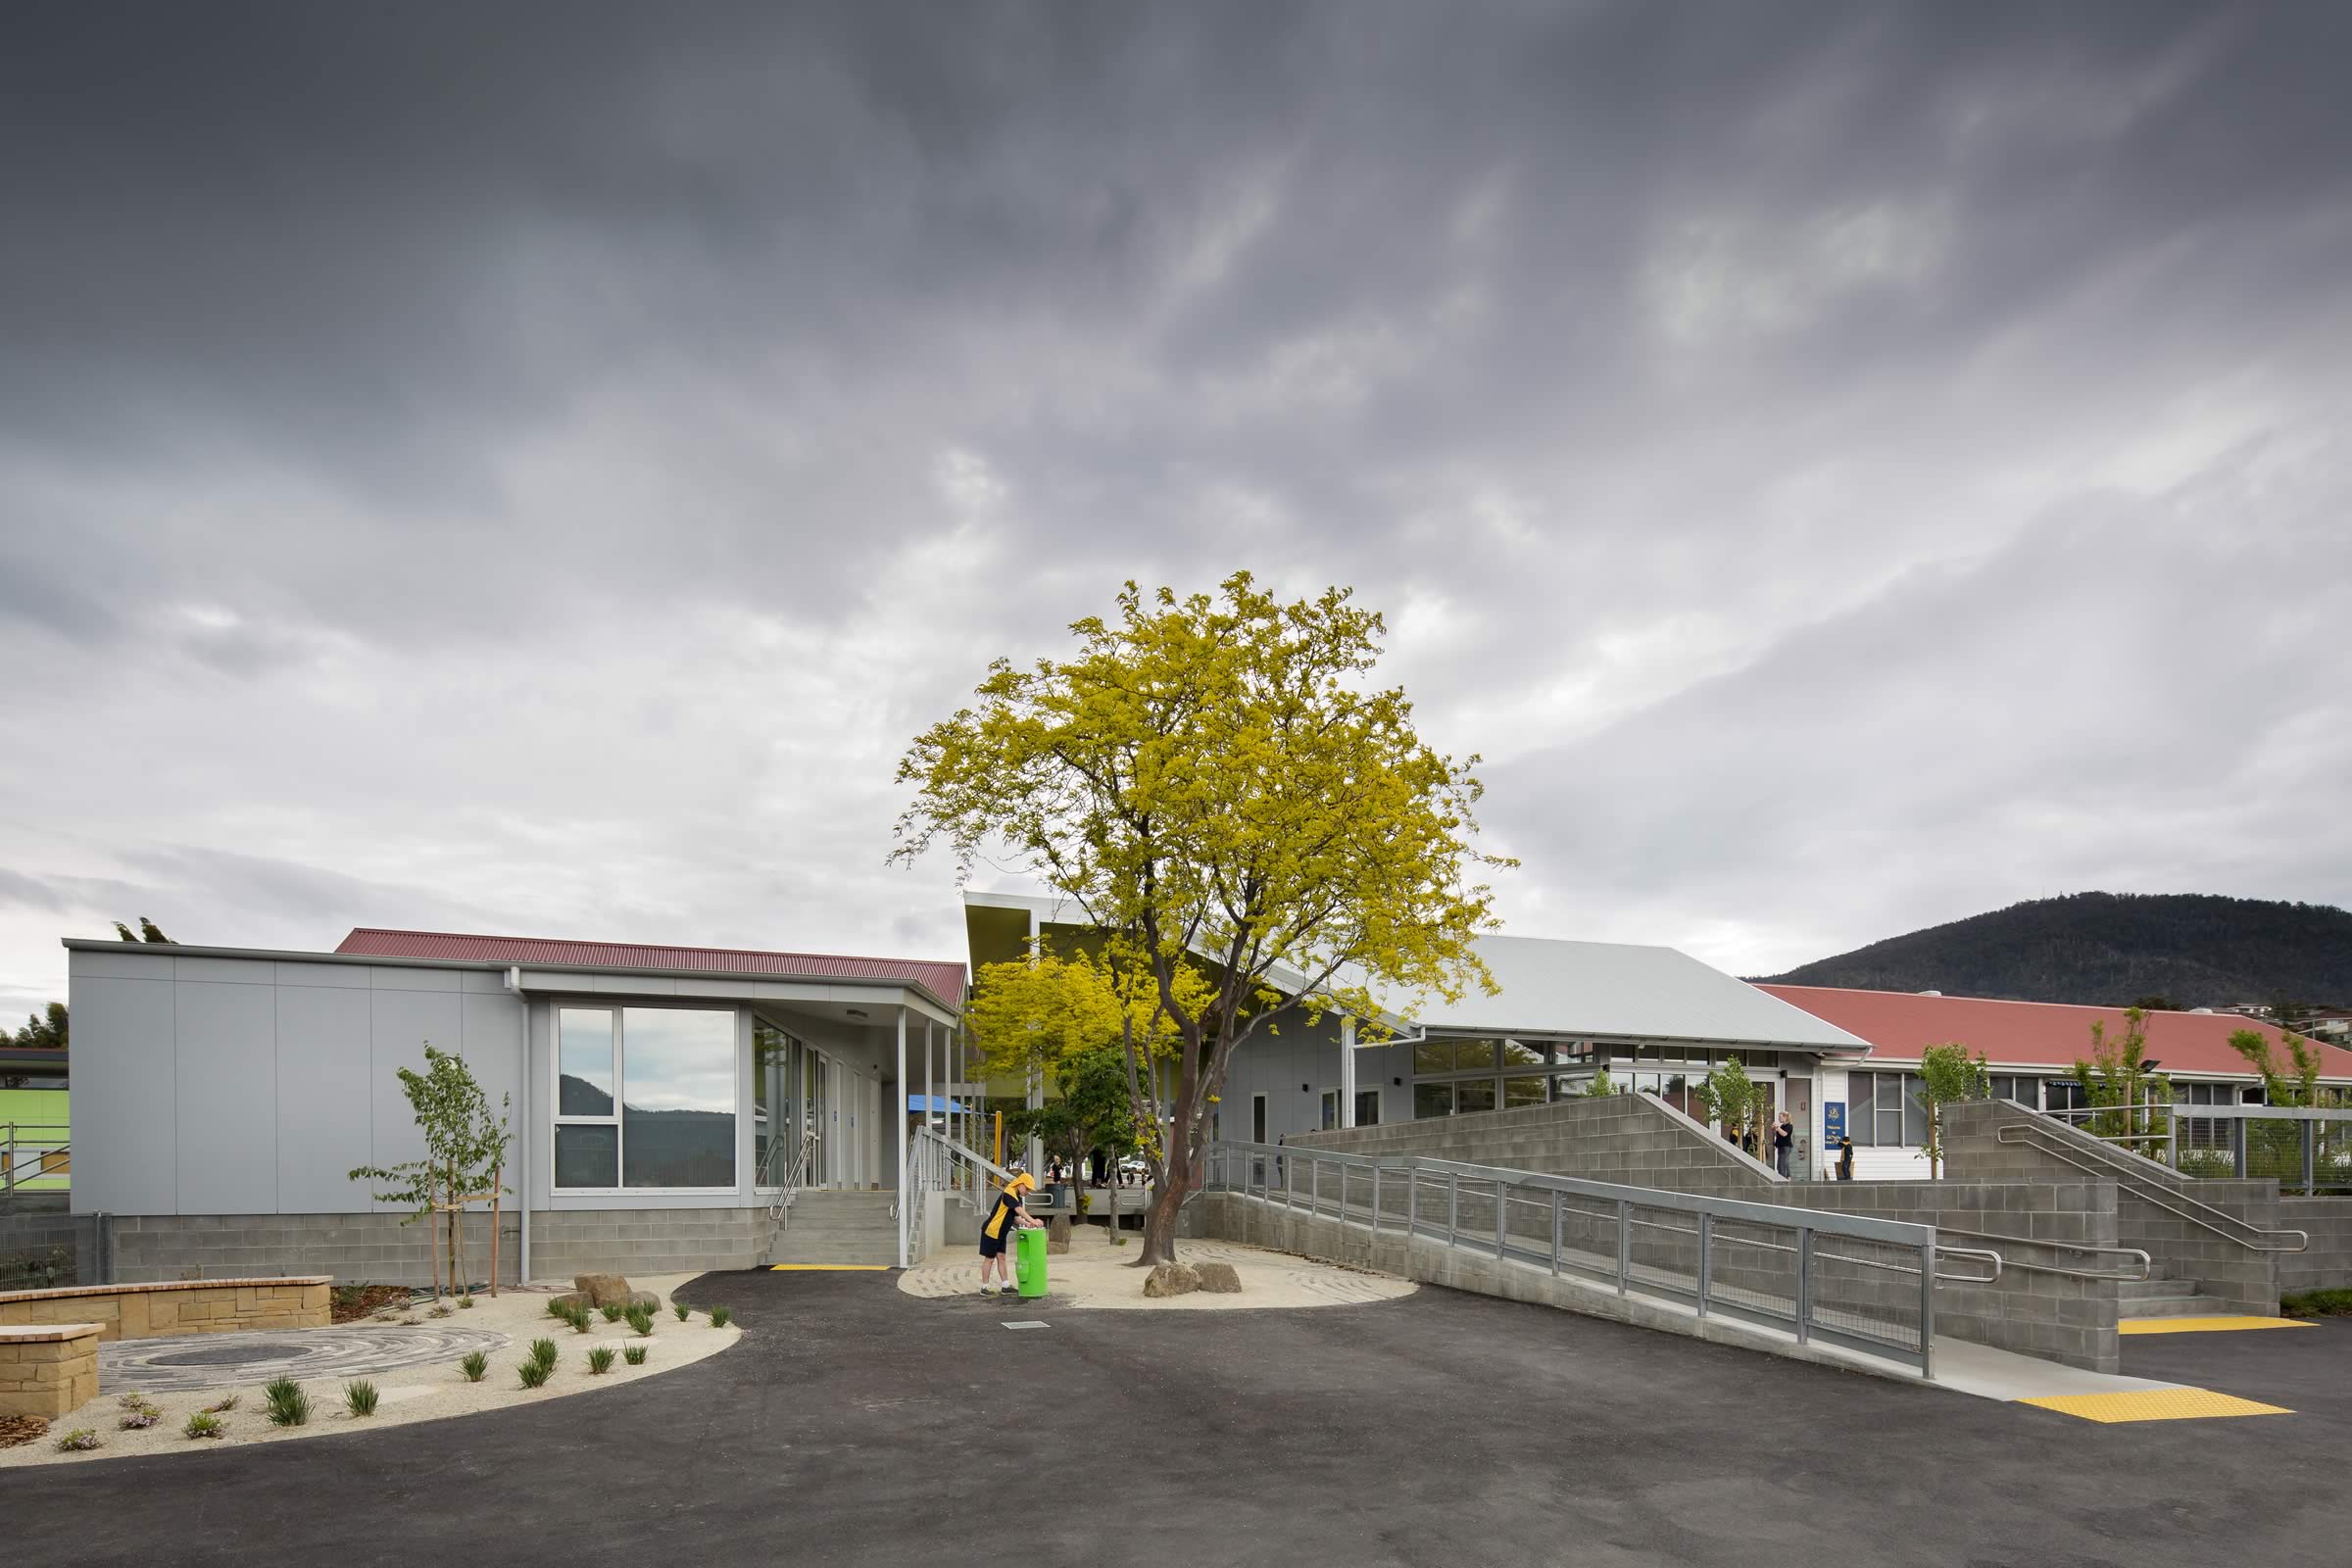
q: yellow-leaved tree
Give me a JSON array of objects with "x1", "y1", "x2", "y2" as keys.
[{"x1": 894, "y1": 573, "x2": 1509, "y2": 1263}]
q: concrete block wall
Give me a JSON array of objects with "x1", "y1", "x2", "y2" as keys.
[
  {"x1": 1938, "y1": 1100, "x2": 2284, "y2": 1314},
  {"x1": 2276, "y1": 1198, "x2": 2352, "y2": 1296},
  {"x1": 526, "y1": 1206, "x2": 771, "y2": 1280},
  {"x1": 111, "y1": 1210, "x2": 523, "y2": 1287}
]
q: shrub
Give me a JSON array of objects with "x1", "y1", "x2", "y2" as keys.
[
  {"x1": 622, "y1": 1345, "x2": 648, "y2": 1366},
  {"x1": 183, "y1": 1410, "x2": 226, "y2": 1440},
  {"x1": 517, "y1": 1358, "x2": 553, "y2": 1389},
  {"x1": 429, "y1": 1303, "x2": 454, "y2": 1319},
  {"x1": 264, "y1": 1377, "x2": 313, "y2": 1427},
  {"x1": 587, "y1": 1346, "x2": 616, "y2": 1374},
  {"x1": 529, "y1": 1337, "x2": 560, "y2": 1370},
  {"x1": 344, "y1": 1379, "x2": 380, "y2": 1417},
  {"x1": 400, "y1": 1316, "x2": 422, "y2": 1326},
  {"x1": 600, "y1": 1302, "x2": 625, "y2": 1322},
  {"x1": 625, "y1": 1303, "x2": 656, "y2": 1337},
  {"x1": 2281, "y1": 1288, "x2": 2352, "y2": 1318},
  {"x1": 566, "y1": 1305, "x2": 594, "y2": 1334},
  {"x1": 545, "y1": 1297, "x2": 568, "y2": 1318},
  {"x1": 119, "y1": 1403, "x2": 163, "y2": 1430},
  {"x1": 56, "y1": 1428, "x2": 101, "y2": 1452},
  {"x1": 672, "y1": 1300, "x2": 690, "y2": 1321},
  {"x1": 459, "y1": 1295, "x2": 475, "y2": 1309},
  {"x1": 204, "y1": 1395, "x2": 240, "y2": 1414},
  {"x1": 460, "y1": 1350, "x2": 489, "y2": 1382},
  {"x1": 709, "y1": 1304, "x2": 733, "y2": 1329}
]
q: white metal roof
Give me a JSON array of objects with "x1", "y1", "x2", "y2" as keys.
[{"x1": 961, "y1": 892, "x2": 1869, "y2": 1053}]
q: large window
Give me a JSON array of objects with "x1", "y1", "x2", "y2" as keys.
[
  {"x1": 555, "y1": 1004, "x2": 739, "y2": 1191},
  {"x1": 1845, "y1": 1070, "x2": 1928, "y2": 1148}
]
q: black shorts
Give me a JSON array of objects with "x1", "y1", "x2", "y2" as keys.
[{"x1": 978, "y1": 1234, "x2": 1006, "y2": 1259}]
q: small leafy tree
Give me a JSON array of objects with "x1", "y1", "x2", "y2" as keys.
[
  {"x1": 2070, "y1": 1008, "x2": 2171, "y2": 1145},
  {"x1": 1697, "y1": 1059, "x2": 1761, "y2": 1149},
  {"x1": 1004, "y1": 1046, "x2": 1143, "y2": 1212},
  {"x1": 350, "y1": 1045, "x2": 511, "y2": 1298},
  {"x1": 2228, "y1": 1026, "x2": 2338, "y2": 1179},
  {"x1": 1917, "y1": 1042, "x2": 1990, "y2": 1178},
  {"x1": 1579, "y1": 1067, "x2": 1614, "y2": 1098}
]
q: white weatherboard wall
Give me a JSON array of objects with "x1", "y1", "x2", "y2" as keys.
[{"x1": 69, "y1": 949, "x2": 526, "y2": 1217}]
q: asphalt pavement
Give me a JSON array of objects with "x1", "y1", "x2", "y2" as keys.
[{"x1": 13, "y1": 1270, "x2": 2346, "y2": 1567}]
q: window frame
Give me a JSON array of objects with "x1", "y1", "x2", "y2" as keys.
[{"x1": 551, "y1": 1001, "x2": 743, "y2": 1197}]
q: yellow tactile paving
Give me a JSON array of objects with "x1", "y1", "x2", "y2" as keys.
[
  {"x1": 2019, "y1": 1388, "x2": 2292, "y2": 1423},
  {"x1": 769, "y1": 1263, "x2": 891, "y2": 1272},
  {"x1": 2117, "y1": 1316, "x2": 2314, "y2": 1335}
]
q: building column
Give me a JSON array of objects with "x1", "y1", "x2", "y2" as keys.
[
  {"x1": 895, "y1": 1009, "x2": 909, "y2": 1269},
  {"x1": 1340, "y1": 1014, "x2": 1357, "y2": 1128},
  {"x1": 1025, "y1": 906, "x2": 1044, "y2": 1175}
]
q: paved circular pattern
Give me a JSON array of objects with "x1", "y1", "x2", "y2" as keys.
[{"x1": 103, "y1": 1324, "x2": 514, "y2": 1393}]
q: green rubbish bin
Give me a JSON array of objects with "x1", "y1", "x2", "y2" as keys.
[{"x1": 1014, "y1": 1225, "x2": 1050, "y2": 1298}]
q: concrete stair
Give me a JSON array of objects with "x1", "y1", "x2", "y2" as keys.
[
  {"x1": 767, "y1": 1190, "x2": 898, "y2": 1266},
  {"x1": 2118, "y1": 1275, "x2": 2232, "y2": 1319}
]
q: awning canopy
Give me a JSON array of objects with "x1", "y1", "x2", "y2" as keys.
[{"x1": 906, "y1": 1095, "x2": 969, "y2": 1113}]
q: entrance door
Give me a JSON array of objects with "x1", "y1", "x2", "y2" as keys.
[{"x1": 1783, "y1": 1078, "x2": 1811, "y2": 1179}]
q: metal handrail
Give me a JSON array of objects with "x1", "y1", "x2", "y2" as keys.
[
  {"x1": 1928, "y1": 1226, "x2": 2152, "y2": 1283},
  {"x1": 762, "y1": 1130, "x2": 819, "y2": 1222},
  {"x1": 1207, "y1": 1139, "x2": 1945, "y2": 1376},
  {"x1": 1, "y1": 1122, "x2": 72, "y2": 1198},
  {"x1": 1996, "y1": 1120, "x2": 2308, "y2": 1253}
]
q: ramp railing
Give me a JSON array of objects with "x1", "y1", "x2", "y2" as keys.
[{"x1": 1205, "y1": 1140, "x2": 1994, "y2": 1378}]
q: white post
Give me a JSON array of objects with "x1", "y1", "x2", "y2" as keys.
[
  {"x1": 896, "y1": 1009, "x2": 910, "y2": 1269},
  {"x1": 925, "y1": 1017, "x2": 935, "y2": 1138},
  {"x1": 1025, "y1": 907, "x2": 1044, "y2": 1176},
  {"x1": 1340, "y1": 1014, "x2": 1357, "y2": 1129}
]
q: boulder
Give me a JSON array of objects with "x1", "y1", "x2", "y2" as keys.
[
  {"x1": 1193, "y1": 1261, "x2": 1242, "y2": 1294},
  {"x1": 1142, "y1": 1262, "x2": 1200, "y2": 1298},
  {"x1": 572, "y1": 1273, "x2": 633, "y2": 1308},
  {"x1": 1048, "y1": 1216, "x2": 1074, "y2": 1254},
  {"x1": 550, "y1": 1293, "x2": 590, "y2": 1315},
  {"x1": 626, "y1": 1290, "x2": 661, "y2": 1312}
]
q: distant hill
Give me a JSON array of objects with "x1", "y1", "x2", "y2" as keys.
[{"x1": 1757, "y1": 893, "x2": 2352, "y2": 1008}]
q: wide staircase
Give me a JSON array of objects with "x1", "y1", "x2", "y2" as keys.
[{"x1": 767, "y1": 1190, "x2": 898, "y2": 1266}]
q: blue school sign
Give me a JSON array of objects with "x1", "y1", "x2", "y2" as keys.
[{"x1": 1823, "y1": 1102, "x2": 1846, "y2": 1144}]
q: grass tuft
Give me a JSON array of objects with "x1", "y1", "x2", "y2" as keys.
[
  {"x1": 600, "y1": 1301, "x2": 625, "y2": 1322},
  {"x1": 344, "y1": 1379, "x2": 380, "y2": 1416},
  {"x1": 460, "y1": 1350, "x2": 489, "y2": 1382},
  {"x1": 622, "y1": 1345, "x2": 648, "y2": 1366},
  {"x1": 459, "y1": 1295, "x2": 475, "y2": 1309},
  {"x1": 625, "y1": 1303, "x2": 656, "y2": 1337},
  {"x1": 517, "y1": 1358, "x2": 553, "y2": 1389},
  {"x1": 529, "y1": 1337, "x2": 560, "y2": 1369},
  {"x1": 672, "y1": 1300, "x2": 690, "y2": 1321},
  {"x1": 709, "y1": 1304, "x2": 733, "y2": 1329},
  {"x1": 263, "y1": 1376, "x2": 312, "y2": 1428},
  {"x1": 587, "y1": 1346, "x2": 616, "y2": 1374},
  {"x1": 183, "y1": 1410, "x2": 226, "y2": 1440},
  {"x1": 56, "y1": 1428, "x2": 101, "y2": 1452},
  {"x1": 119, "y1": 1402, "x2": 163, "y2": 1430}
]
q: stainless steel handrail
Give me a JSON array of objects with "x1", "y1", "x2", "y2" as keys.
[
  {"x1": 763, "y1": 1130, "x2": 819, "y2": 1223},
  {"x1": 1927, "y1": 1226, "x2": 2152, "y2": 1282},
  {"x1": 1996, "y1": 1121, "x2": 2309, "y2": 1253}
]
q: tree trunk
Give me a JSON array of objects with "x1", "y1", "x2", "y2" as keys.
[{"x1": 1138, "y1": 1180, "x2": 1186, "y2": 1265}]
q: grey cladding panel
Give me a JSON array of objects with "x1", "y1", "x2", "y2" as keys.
[
  {"x1": 460, "y1": 991, "x2": 526, "y2": 1139},
  {"x1": 276, "y1": 985, "x2": 377, "y2": 1212},
  {"x1": 173, "y1": 982, "x2": 278, "y2": 1214},
  {"x1": 67, "y1": 976, "x2": 178, "y2": 1214},
  {"x1": 369, "y1": 989, "x2": 461, "y2": 1210}
]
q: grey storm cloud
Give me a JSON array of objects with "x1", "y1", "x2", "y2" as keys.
[{"x1": 1, "y1": 0, "x2": 2348, "y2": 1013}]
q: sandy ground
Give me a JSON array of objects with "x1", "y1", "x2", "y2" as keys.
[
  {"x1": 898, "y1": 1225, "x2": 1416, "y2": 1309},
  {"x1": 3, "y1": 1274, "x2": 740, "y2": 1468}
]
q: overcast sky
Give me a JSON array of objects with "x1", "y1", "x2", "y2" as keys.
[{"x1": 4, "y1": 1, "x2": 2349, "y2": 1021}]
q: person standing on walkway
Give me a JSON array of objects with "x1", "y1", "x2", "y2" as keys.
[
  {"x1": 1835, "y1": 1132, "x2": 1855, "y2": 1181},
  {"x1": 977, "y1": 1171, "x2": 1041, "y2": 1296},
  {"x1": 1771, "y1": 1112, "x2": 1793, "y2": 1177}
]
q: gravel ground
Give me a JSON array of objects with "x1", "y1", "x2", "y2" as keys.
[
  {"x1": 898, "y1": 1225, "x2": 1417, "y2": 1308},
  {"x1": 3, "y1": 1273, "x2": 740, "y2": 1468}
]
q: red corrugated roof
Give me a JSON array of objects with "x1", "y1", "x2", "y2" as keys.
[
  {"x1": 1756, "y1": 984, "x2": 2352, "y2": 1080},
  {"x1": 335, "y1": 927, "x2": 965, "y2": 1007}
]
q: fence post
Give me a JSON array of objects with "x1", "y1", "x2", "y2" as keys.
[
  {"x1": 1549, "y1": 1189, "x2": 1563, "y2": 1277},
  {"x1": 1340, "y1": 1160, "x2": 1349, "y2": 1226},
  {"x1": 1919, "y1": 1239, "x2": 1936, "y2": 1380},
  {"x1": 1371, "y1": 1165, "x2": 1382, "y2": 1237},
  {"x1": 1696, "y1": 1213, "x2": 1712, "y2": 1317},
  {"x1": 1616, "y1": 1200, "x2": 1631, "y2": 1295},
  {"x1": 1495, "y1": 1180, "x2": 1509, "y2": 1259},
  {"x1": 1794, "y1": 1227, "x2": 1812, "y2": 1344},
  {"x1": 2304, "y1": 1121, "x2": 2317, "y2": 1197},
  {"x1": 1448, "y1": 1171, "x2": 1460, "y2": 1247},
  {"x1": 2232, "y1": 1117, "x2": 2247, "y2": 1179}
]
